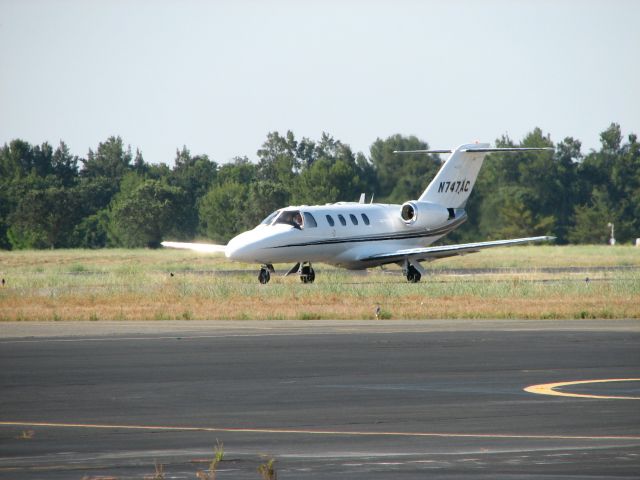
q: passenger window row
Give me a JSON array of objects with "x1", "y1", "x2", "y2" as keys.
[{"x1": 325, "y1": 213, "x2": 370, "y2": 227}]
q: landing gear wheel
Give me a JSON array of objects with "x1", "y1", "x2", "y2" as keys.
[
  {"x1": 258, "y1": 268, "x2": 271, "y2": 284},
  {"x1": 300, "y1": 265, "x2": 315, "y2": 284},
  {"x1": 406, "y1": 265, "x2": 421, "y2": 283}
]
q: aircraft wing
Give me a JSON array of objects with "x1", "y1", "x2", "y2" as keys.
[
  {"x1": 161, "y1": 241, "x2": 226, "y2": 254},
  {"x1": 359, "y1": 236, "x2": 555, "y2": 263}
]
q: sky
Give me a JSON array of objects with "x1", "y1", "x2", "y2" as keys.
[{"x1": 1, "y1": 0, "x2": 638, "y2": 166}]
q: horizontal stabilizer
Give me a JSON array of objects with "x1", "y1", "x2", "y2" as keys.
[
  {"x1": 360, "y1": 236, "x2": 555, "y2": 263},
  {"x1": 394, "y1": 147, "x2": 553, "y2": 154},
  {"x1": 461, "y1": 147, "x2": 554, "y2": 153},
  {"x1": 393, "y1": 149, "x2": 453, "y2": 154},
  {"x1": 161, "y1": 241, "x2": 226, "y2": 254}
]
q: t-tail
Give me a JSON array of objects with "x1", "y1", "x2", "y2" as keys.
[{"x1": 395, "y1": 144, "x2": 553, "y2": 208}]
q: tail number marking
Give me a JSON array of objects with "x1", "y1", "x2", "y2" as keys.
[{"x1": 438, "y1": 180, "x2": 470, "y2": 194}]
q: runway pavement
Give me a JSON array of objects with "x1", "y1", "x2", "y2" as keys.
[{"x1": 0, "y1": 319, "x2": 639, "y2": 479}]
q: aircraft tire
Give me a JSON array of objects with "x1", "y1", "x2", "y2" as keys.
[
  {"x1": 300, "y1": 265, "x2": 315, "y2": 284},
  {"x1": 258, "y1": 268, "x2": 270, "y2": 284},
  {"x1": 406, "y1": 266, "x2": 421, "y2": 283}
]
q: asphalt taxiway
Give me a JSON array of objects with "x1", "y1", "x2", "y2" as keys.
[{"x1": 1, "y1": 319, "x2": 639, "y2": 479}]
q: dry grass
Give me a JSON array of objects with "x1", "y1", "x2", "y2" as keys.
[
  {"x1": 0, "y1": 246, "x2": 638, "y2": 321},
  {"x1": 257, "y1": 458, "x2": 277, "y2": 480}
]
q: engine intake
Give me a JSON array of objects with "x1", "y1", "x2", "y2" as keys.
[
  {"x1": 400, "y1": 201, "x2": 450, "y2": 229},
  {"x1": 401, "y1": 203, "x2": 417, "y2": 222}
]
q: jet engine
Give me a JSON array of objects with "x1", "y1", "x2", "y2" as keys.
[{"x1": 400, "y1": 201, "x2": 450, "y2": 229}]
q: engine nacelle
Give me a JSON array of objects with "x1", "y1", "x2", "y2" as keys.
[{"x1": 400, "y1": 201, "x2": 450, "y2": 229}]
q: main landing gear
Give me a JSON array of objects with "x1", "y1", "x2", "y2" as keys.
[
  {"x1": 283, "y1": 262, "x2": 315, "y2": 284},
  {"x1": 300, "y1": 263, "x2": 315, "y2": 284},
  {"x1": 402, "y1": 259, "x2": 423, "y2": 283},
  {"x1": 406, "y1": 265, "x2": 421, "y2": 283}
]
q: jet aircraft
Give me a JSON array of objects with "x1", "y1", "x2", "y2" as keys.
[{"x1": 163, "y1": 143, "x2": 555, "y2": 283}]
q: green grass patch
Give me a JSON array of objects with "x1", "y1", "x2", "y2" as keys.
[{"x1": 0, "y1": 246, "x2": 638, "y2": 320}]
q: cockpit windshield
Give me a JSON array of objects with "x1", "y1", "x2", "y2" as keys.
[
  {"x1": 261, "y1": 209, "x2": 314, "y2": 229},
  {"x1": 260, "y1": 210, "x2": 280, "y2": 225},
  {"x1": 274, "y1": 210, "x2": 304, "y2": 229}
]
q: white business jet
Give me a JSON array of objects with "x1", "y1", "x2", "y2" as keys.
[{"x1": 162, "y1": 143, "x2": 554, "y2": 283}]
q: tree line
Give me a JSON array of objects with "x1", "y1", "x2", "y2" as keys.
[{"x1": 0, "y1": 123, "x2": 638, "y2": 250}]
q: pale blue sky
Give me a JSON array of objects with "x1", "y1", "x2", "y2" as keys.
[{"x1": 1, "y1": 0, "x2": 638, "y2": 165}]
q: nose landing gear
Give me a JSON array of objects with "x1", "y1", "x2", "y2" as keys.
[
  {"x1": 258, "y1": 262, "x2": 315, "y2": 284},
  {"x1": 258, "y1": 264, "x2": 274, "y2": 284}
]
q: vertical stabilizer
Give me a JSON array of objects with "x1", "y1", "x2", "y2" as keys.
[{"x1": 418, "y1": 143, "x2": 490, "y2": 208}]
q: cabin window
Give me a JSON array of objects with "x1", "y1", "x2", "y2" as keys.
[
  {"x1": 303, "y1": 212, "x2": 317, "y2": 228},
  {"x1": 325, "y1": 214, "x2": 335, "y2": 227},
  {"x1": 349, "y1": 214, "x2": 358, "y2": 225},
  {"x1": 337, "y1": 214, "x2": 347, "y2": 226},
  {"x1": 361, "y1": 213, "x2": 370, "y2": 225},
  {"x1": 260, "y1": 210, "x2": 280, "y2": 225}
]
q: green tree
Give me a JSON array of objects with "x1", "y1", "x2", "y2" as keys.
[
  {"x1": 170, "y1": 146, "x2": 218, "y2": 236},
  {"x1": 607, "y1": 132, "x2": 640, "y2": 242},
  {"x1": 216, "y1": 157, "x2": 257, "y2": 185},
  {"x1": 81, "y1": 136, "x2": 132, "y2": 181},
  {"x1": 369, "y1": 134, "x2": 439, "y2": 203},
  {"x1": 567, "y1": 189, "x2": 614, "y2": 244},
  {"x1": 293, "y1": 134, "x2": 370, "y2": 204},
  {"x1": 551, "y1": 137, "x2": 583, "y2": 242},
  {"x1": 494, "y1": 189, "x2": 556, "y2": 238},
  {"x1": 51, "y1": 141, "x2": 80, "y2": 186},
  {"x1": 7, "y1": 179, "x2": 82, "y2": 249},
  {"x1": 71, "y1": 211, "x2": 110, "y2": 249},
  {"x1": 0, "y1": 140, "x2": 82, "y2": 248},
  {"x1": 0, "y1": 139, "x2": 79, "y2": 183},
  {"x1": 199, "y1": 182, "x2": 251, "y2": 242},
  {"x1": 468, "y1": 128, "x2": 561, "y2": 242},
  {"x1": 246, "y1": 180, "x2": 290, "y2": 226},
  {"x1": 575, "y1": 125, "x2": 640, "y2": 243},
  {"x1": 293, "y1": 157, "x2": 358, "y2": 205},
  {"x1": 109, "y1": 177, "x2": 187, "y2": 248},
  {"x1": 256, "y1": 131, "x2": 299, "y2": 187}
]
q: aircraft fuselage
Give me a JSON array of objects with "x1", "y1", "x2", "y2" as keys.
[{"x1": 225, "y1": 202, "x2": 466, "y2": 269}]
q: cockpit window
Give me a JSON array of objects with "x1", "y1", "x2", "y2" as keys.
[
  {"x1": 274, "y1": 210, "x2": 304, "y2": 229},
  {"x1": 303, "y1": 212, "x2": 317, "y2": 228},
  {"x1": 260, "y1": 210, "x2": 280, "y2": 225}
]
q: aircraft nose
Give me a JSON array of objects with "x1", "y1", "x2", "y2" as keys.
[{"x1": 225, "y1": 232, "x2": 255, "y2": 261}]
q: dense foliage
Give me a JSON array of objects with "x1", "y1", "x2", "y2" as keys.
[{"x1": 0, "y1": 123, "x2": 638, "y2": 249}]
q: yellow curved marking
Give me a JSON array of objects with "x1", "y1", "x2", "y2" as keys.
[
  {"x1": 524, "y1": 378, "x2": 640, "y2": 400},
  {"x1": 0, "y1": 421, "x2": 639, "y2": 441}
]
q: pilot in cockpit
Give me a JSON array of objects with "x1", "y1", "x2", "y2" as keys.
[{"x1": 293, "y1": 212, "x2": 303, "y2": 228}]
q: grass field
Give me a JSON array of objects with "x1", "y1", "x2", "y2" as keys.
[{"x1": 0, "y1": 245, "x2": 639, "y2": 321}]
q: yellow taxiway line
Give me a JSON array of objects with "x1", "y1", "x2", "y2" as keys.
[
  {"x1": 0, "y1": 421, "x2": 639, "y2": 441},
  {"x1": 524, "y1": 378, "x2": 640, "y2": 400}
]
